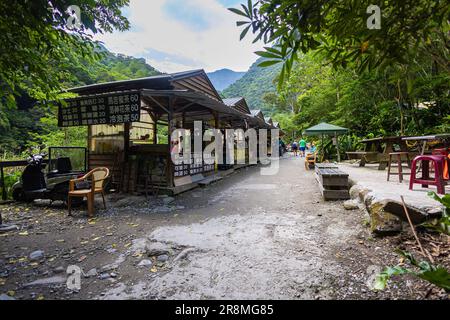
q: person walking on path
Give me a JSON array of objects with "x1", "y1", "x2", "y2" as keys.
[
  {"x1": 292, "y1": 140, "x2": 298, "y2": 157},
  {"x1": 299, "y1": 137, "x2": 307, "y2": 157}
]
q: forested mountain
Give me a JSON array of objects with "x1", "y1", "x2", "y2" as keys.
[
  {"x1": 0, "y1": 49, "x2": 161, "y2": 154},
  {"x1": 207, "y1": 69, "x2": 245, "y2": 91},
  {"x1": 222, "y1": 58, "x2": 282, "y2": 114}
]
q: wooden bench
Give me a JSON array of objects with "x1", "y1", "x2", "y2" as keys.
[
  {"x1": 315, "y1": 165, "x2": 350, "y2": 201},
  {"x1": 314, "y1": 163, "x2": 338, "y2": 173}
]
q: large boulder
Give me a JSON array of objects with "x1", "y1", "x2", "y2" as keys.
[{"x1": 383, "y1": 201, "x2": 442, "y2": 224}]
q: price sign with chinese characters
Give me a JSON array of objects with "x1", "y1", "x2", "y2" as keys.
[{"x1": 58, "y1": 91, "x2": 141, "y2": 127}]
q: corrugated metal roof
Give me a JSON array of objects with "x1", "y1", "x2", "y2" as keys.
[
  {"x1": 67, "y1": 69, "x2": 213, "y2": 95},
  {"x1": 223, "y1": 97, "x2": 243, "y2": 107},
  {"x1": 250, "y1": 109, "x2": 261, "y2": 116}
]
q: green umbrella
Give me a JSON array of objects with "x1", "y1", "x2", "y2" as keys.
[{"x1": 303, "y1": 122, "x2": 349, "y2": 162}]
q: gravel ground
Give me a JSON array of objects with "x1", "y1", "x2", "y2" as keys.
[{"x1": 0, "y1": 154, "x2": 448, "y2": 300}]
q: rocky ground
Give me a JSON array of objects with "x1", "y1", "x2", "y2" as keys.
[{"x1": 0, "y1": 155, "x2": 448, "y2": 300}]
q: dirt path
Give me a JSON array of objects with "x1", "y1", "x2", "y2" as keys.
[{"x1": 0, "y1": 155, "x2": 441, "y2": 300}]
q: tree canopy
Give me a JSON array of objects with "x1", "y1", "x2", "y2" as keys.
[
  {"x1": 0, "y1": 0, "x2": 130, "y2": 103},
  {"x1": 231, "y1": 0, "x2": 449, "y2": 84}
]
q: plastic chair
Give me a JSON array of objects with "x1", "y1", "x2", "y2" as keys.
[
  {"x1": 409, "y1": 155, "x2": 446, "y2": 194},
  {"x1": 432, "y1": 148, "x2": 450, "y2": 180},
  {"x1": 68, "y1": 167, "x2": 110, "y2": 217}
]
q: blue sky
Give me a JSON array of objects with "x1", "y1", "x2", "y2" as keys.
[{"x1": 95, "y1": 0, "x2": 264, "y2": 73}]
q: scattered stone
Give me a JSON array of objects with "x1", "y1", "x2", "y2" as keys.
[
  {"x1": 85, "y1": 268, "x2": 98, "y2": 278},
  {"x1": 137, "y1": 259, "x2": 153, "y2": 267},
  {"x1": 0, "y1": 224, "x2": 19, "y2": 233},
  {"x1": 173, "y1": 248, "x2": 197, "y2": 263},
  {"x1": 0, "y1": 293, "x2": 15, "y2": 300},
  {"x1": 162, "y1": 197, "x2": 175, "y2": 205},
  {"x1": 130, "y1": 238, "x2": 149, "y2": 255},
  {"x1": 146, "y1": 242, "x2": 171, "y2": 256},
  {"x1": 157, "y1": 254, "x2": 169, "y2": 262},
  {"x1": 24, "y1": 275, "x2": 66, "y2": 287},
  {"x1": 98, "y1": 273, "x2": 111, "y2": 280},
  {"x1": 29, "y1": 250, "x2": 45, "y2": 261},
  {"x1": 53, "y1": 266, "x2": 65, "y2": 274},
  {"x1": 101, "y1": 264, "x2": 118, "y2": 272},
  {"x1": 343, "y1": 199, "x2": 359, "y2": 210},
  {"x1": 151, "y1": 206, "x2": 173, "y2": 213},
  {"x1": 349, "y1": 184, "x2": 369, "y2": 202}
]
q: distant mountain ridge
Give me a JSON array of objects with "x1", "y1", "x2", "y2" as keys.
[
  {"x1": 221, "y1": 58, "x2": 281, "y2": 114},
  {"x1": 207, "y1": 68, "x2": 245, "y2": 91}
]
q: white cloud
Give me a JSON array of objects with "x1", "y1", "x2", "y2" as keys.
[{"x1": 94, "y1": 0, "x2": 264, "y2": 73}]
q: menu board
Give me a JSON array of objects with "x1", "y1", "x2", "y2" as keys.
[
  {"x1": 174, "y1": 153, "x2": 215, "y2": 177},
  {"x1": 58, "y1": 91, "x2": 141, "y2": 127}
]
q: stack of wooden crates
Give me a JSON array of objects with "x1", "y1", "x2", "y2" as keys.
[{"x1": 315, "y1": 163, "x2": 350, "y2": 201}]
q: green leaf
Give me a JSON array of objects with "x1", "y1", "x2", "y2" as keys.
[
  {"x1": 264, "y1": 47, "x2": 282, "y2": 55},
  {"x1": 247, "y1": 0, "x2": 253, "y2": 18},
  {"x1": 258, "y1": 60, "x2": 282, "y2": 68},
  {"x1": 255, "y1": 50, "x2": 281, "y2": 59},
  {"x1": 419, "y1": 267, "x2": 450, "y2": 291},
  {"x1": 236, "y1": 21, "x2": 250, "y2": 27},
  {"x1": 228, "y1": 8, "x2": 249, "y2": 18},
  {"x1": 240, "y1": 24, "x2": 251, "y2": 41}
]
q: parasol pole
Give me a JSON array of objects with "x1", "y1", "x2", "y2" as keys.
[
  {"x1": 321, "y1": 134, "x2": 324, "y2": 161},
  {"x1": 335, "y1": 131, "x2": 341, "y2": 162}
]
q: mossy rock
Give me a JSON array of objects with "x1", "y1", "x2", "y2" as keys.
[{"x1": 369, "y1": 200, "x2": 402, "y2": 236}]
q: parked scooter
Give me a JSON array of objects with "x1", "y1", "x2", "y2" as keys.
[{"x1": 11, "y1": 150, "x2": 85, "y2": 203}]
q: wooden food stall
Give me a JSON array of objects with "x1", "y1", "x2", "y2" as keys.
[{"x1": 60, "y1": 70, "x2": 273, "y2": 195}]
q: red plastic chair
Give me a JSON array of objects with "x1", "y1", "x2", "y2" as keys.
[{"x1": 409, "y1": 155, "x2": 446, "y2": 194}]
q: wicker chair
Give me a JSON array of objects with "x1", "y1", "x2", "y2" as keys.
[{"x1": 68, "y1": 167, "x2": 110, "y2": 217}]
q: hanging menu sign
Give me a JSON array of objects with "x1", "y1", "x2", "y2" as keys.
[{"x1": 58, "y1": 91, "x2": 141, "y2": 127}]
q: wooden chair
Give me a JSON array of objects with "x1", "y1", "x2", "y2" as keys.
[
  {"x1": 305, "y1": 152, "x2": 318, "y2": 170},
  {"x1": 68, "y1": 167, "x2": 110, "y2": 217}
]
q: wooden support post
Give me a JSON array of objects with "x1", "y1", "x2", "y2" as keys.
[
  {"x1": 1, "y1": 166, "x2": 6, "y2": 200},
  {"x1": 167, "y1": 97, "x2": 175, "y2": 188},
  {"x1": 151, "y1": 113, "x2": 159, "y2": 145},
  {"x1": 87, "y1": 125, "x2": 92, "y2": 170},
  {"x1": 213, "y1": 112, "x2": 219, "y2": 172},
  {"x1": 214, "y1": 112, "x2": 219, "y2": 129},
  {"x1": 122, "y1": 122, "x2": 131, "y2": 192},
  {"x1": 124, "y1": 123, "x2": 131, "y2": 163}
]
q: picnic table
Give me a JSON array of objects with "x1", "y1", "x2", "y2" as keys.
[
  {"x1": 402, "y1": 134, "x2": 450, "y2": 155},
  {"x1": 346, "y1": 136, "x2": 409, "y2": 170}
]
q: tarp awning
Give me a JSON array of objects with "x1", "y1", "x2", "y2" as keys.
[{"x1": 303, "y1": 122, "x2": 348, "y2": 136}]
